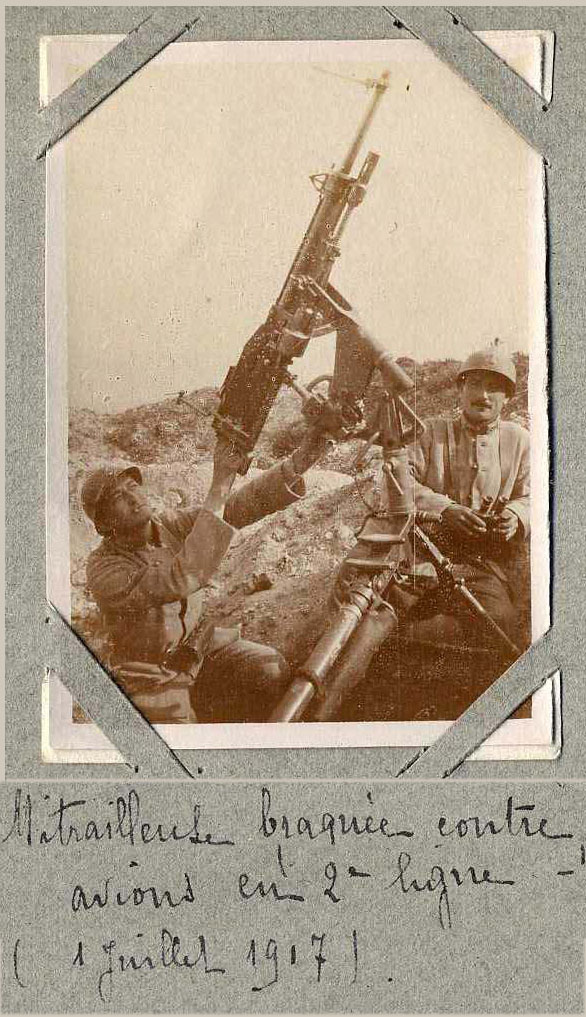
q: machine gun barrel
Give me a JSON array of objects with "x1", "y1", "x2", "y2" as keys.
[
  {"x1": 276, "y1": 70, "x2": 389, "y2": 307},
  {"x1": 213, "y1": 71, "x2": 390, "y2": 468},
  {"x1": 340, "y1": 71, "x2": 390, "y2": 174}
]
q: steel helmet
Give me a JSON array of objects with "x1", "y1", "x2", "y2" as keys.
[
  {"x1": 81, "y1": 465, "x2": 143, "y2": 535},
  {"x1": 456, "y1": 346, "x2": 516, "y2": 395}
]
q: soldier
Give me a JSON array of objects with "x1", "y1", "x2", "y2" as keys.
[
  {"x1": 298, "y1": 280, "x2": 530, "y2": 654},
  {"x1": 407, "y1": 345, "x2": 530, "y2": 649},
  {"x1": 80, "y1": 427, "x2": 328, "y2": 724}
]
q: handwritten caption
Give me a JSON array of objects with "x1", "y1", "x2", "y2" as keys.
[{"x1": 2, "y1": 786, "x2": 580, "y2": 1005}]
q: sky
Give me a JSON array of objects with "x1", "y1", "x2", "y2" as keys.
[{"x1": 45, "y1": 36, "x2": 546, "y2": 412}]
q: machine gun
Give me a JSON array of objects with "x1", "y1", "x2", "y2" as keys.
[{"x1": 213, "y1": 71, "x2": 393, "y2": 470}]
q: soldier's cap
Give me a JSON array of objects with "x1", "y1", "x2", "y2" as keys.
[
  {"x1": 456, "y1": 346, "x2": 516, "y2": 395},
  {"x1": 81, "y1": 465, "x2": 143, "y2": 535}
]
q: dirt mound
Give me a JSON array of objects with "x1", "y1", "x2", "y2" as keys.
[
  {"x1": 69, "y1": 452, "x2": 359, "y2": 662},
  {"x1": 69, "y1": 388, "x2": 220, "y2": 466},
  {"x1": 204, "y1": 473, "x2": 373, "y2": 664},
  {"x1": 68, "y1": 352, "x2": 530, "y2": 674}
]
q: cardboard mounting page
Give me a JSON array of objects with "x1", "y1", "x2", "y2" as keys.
[{"x1": 44, "y1": 32, "x2": 554, "y2": 763}]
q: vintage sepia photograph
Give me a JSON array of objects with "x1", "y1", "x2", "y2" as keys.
[{"x1": 44, "y1": 35, "x2": 553, "y2": 759}]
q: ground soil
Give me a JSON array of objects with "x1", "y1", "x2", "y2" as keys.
[{"x1": 69, "y1": 354, "x2": 530, "y2": 719}]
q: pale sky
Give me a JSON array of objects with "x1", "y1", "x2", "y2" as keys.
[{"x1": 46, "y1": 36, "x2": 546, "y2": 412}]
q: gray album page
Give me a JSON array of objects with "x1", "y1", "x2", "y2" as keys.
[{"x1": 4, "y1": 6, "x2": 586, "y2": 1013}]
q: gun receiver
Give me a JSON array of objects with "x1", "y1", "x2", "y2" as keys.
[{"x1": 213, "y1": 71, "x2": 390, "y2": 471}]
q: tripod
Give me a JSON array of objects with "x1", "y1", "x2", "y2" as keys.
[{"x1": 269, "y1": 390, "x2": 521, "y2": 724}]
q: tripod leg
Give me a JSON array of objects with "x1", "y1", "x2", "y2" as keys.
[
  {"x1": 412, "y1": 525, "x2": 521, "y2": 661},
  {"x1": 452, "y1": 581, "x2": 521, "y2": 660}
]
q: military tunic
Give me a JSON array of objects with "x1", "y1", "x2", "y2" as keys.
[
  {"x1": 405, "y1": 413, "x2": 531, "y2": 649},
  {"x1": 85, "y1": 459, "x2": 305, "y2": 720}
]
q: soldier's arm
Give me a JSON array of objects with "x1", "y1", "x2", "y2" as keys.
[
  {"x1": 87, "y1": 509, "x2": 234, "y2": 612},
  {"x1": 224, "y1": 428, "x2": 329, "y2": 530},
  {"x1": 156, "y1": 507, "x2": 200, "y2": 542},
  {"x1": 166, "y1": 437, "x2": 244, "y2": 571},
  {"x1": 501, "y1": 431, "x2": 531, "y2": 538},
  {"x1": 408, "y1": 423, "x2": 455, "y2": 517}
]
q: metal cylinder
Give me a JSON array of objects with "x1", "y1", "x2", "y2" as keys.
[
  {"x1": 267, "y1": 674, "x2": 319, "y2": 724},
  {"x1": 311, "y1": 602, "x2": 398, "y2": 721},
  {"x1": 382, "y1": 447, "x2": 415, "y2": 517},
  {"x1": 376, "y1": 351, "x2": 415, "y2": 394},
  {"x1": 268, "y1": 589, "x2": 372, "y2": 722},
  {"x1": 303, "y1": 598, "x2": 367, "y2": 680},
  {"x1": 349, "y1": 326, "x2": 414, "y2": 396}
]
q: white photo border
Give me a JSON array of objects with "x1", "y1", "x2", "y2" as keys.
[{"x1": 44, "y1": 34, "x2": 553, "y2": 761}]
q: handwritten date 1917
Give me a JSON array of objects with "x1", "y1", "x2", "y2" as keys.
[{"x1": 91, "y1": 927, "x2": 359, "y2": 1004}]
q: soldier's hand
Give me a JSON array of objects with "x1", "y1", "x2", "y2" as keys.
[
  {"x1": 204, "y1": 439, "x2": 243, "y2": 515},
  {"x1": 289, "y1": 427, "x2": 332, "y2": 474},
  {"x1": 213, "y1": 437, "x2": 244, "y2": 478},
  {"x1": 492, "y1": 508, "x2": 519, "y2": 541},
  {"x1": 441, "y1": 504, "x2": 487, "y2": 538}
]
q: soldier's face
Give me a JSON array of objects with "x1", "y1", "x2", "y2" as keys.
[
  {"x1": 461, "y1": 370, "x2": 509, "y2": 426},
  {"x1": 105, "y1": 476, "x2": 152, "y2": 536}
]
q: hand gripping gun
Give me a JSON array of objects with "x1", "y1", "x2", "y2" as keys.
[{"x1": 213, "y1": 71, "x2": 392, "y2": 469}]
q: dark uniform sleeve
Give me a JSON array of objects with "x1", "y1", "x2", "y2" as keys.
[
  {"x1": 155, "y1": 507, "x2": 201, "y2": 542},
  {"x1": 224, "y1": 458, "x2": 306, "y2": 530},
  {"x1": 87, "y1": 509, "x2": 234, "y2": 611},
  {"x1": 408, "y1": 420, "x2": 455, "y2": 516}
]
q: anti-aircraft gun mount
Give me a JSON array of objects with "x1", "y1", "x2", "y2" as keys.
[
  {"x1": 207, "y1": 68, "x2": 520, "y2": 724},
  {"x1": 267, "y1": 291, "x2": 522, "y2": 724}
]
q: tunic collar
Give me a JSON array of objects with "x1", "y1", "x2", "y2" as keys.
[
  {"x1": 460, "y1": 413, "x2": 501, "y2": 437},
  {"x1": 104, "y1": 517, "x2": 161, "y2": 552}
]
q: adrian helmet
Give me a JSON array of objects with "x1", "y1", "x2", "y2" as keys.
[
  {"x1": 81, "y1": 465, "x2": 143, "y2": 535},
  {"x1": 456, "y1": 346, "x2": 516, "y2": 395}
]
